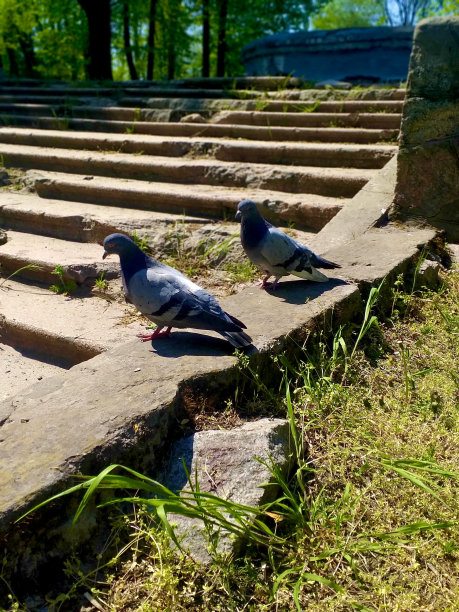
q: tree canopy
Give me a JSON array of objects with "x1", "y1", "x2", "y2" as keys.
[
  {"x1": 0, "y1": 0, "x2": 451, "y2": 81},
  {"x1": 311, "y1": 0, "x2": 385, "y2": 29}
]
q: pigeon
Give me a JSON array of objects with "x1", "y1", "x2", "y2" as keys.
[
  {"x1": 102, "y1": 233, "x2": 252, "y2": 349},
  {"x1": 235, "y1": 200, "x2": 341, "y2": 289}
]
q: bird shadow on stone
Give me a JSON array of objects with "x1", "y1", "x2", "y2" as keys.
[
  {"x1": 148, "y1": 331, "x2": 257, "y2": 358},
  {"x1": 267, "y1": 277, "x2": 348, "y2": 305}
]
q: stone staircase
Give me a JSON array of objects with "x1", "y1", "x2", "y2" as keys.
[{"x1": 0, "y1": 77, "x2": 403, "y2": 401}]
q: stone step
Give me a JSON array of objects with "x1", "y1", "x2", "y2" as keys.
[
  {"x1": 0, "y1": 85, "x2": 406, "y2": 100},
  {"x1": 0, "y1": 277, "x2": 141, "y2": 368},
  {"x1": 0, "y1": 96, "x2": 404, "y2": 115},
  {"x1": 0, "y1": 128, "x2": 396, "y2": 168},
  {"x1": 0, "y1": 96, "x2": 115, "y2": 106},
  {"x1": 0, "y1": 76, "x2": 307, "y2": 91},
  {"x1": 0, "y1": 229, "x2": 119, "y2": 284},
  {"x1": 0, "y1": 144, "x2": 374, "y2": 197},
  {"x1": 119, "y1": 97, "x2": 404, "y2": 113},
  {"x1": 211, "y1": 110, "x2": 401, "y2": 129},
  {"x1": 0, "y1": 103, "x2": 402, "y2": 128},
  {"x1": 0, "y1": 342, "x2": 66, "y2": 403},
  {"x1": 0, "y1": 113, "x2": 398, "y2": 143},
  {"x1": 0, "y1": 86, "x2": 325, "y2": 100},
  {"x1": 0, "y1": 192, "x2": 209, "y2": 242},
  {"x1": 30, "y1": 171, "x2": 345, "y2": 230}
]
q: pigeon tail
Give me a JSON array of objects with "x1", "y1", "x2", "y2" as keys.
[
  {"x1": 294, "y1": 267, "x2": 330, "y2": 283},
  {"x1": 226, "y1": 312, "x2": 247, "y2": 329},
  {"x1": 312, "y1": 254, "x2": 341, "y2": 269},
  {"x1": 220, "y1": 329, "x2": 253, "y2": 349}
]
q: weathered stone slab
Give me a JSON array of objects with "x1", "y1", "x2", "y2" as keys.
[
  {"x1": 163, "y1": 418, "x2": 292, "y2": 562},
  {"x1": 323, "y1": 225, "x2": 438, "y2": 286},
  {"x1": 0, "y1": 280, "x2": 358, "y2": 535},
  {"x1": 392, "y1": 17, "x2": 459, "y2": 241},
  {"x1": 310, "y1": 156, "x2": 397, "y2": 254},
  {"x1": 0, "y1": 219, "x2": 440, "y2": 591}
]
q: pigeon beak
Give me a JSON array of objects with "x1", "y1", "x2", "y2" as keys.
[
  {"x1": 102, "y1": 251, "x2": 108, "y2": 260},
  {"x1": 235, "y1": 211, "x2": 241, "y2": 222}
]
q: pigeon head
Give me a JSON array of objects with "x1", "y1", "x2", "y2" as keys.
[
  {"x1": 102, "y1": 233, "x2": 140, "y2": 260},
  {"x1": 235, "y1": 200, "x2": 261, "y2": 222}
]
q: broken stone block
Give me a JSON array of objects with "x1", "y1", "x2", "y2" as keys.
[
  {"x1": 180, "y1": 113, "x2": 207, "y2": 123},
  {"x1": 414, "y1": 259, "x2": 442, "y2": 290},
  {"x1": 0, "y1": 168, "x2": 11, "y2": 186},
  {"x1": 315, "y1": 79, "x2": 352, "y2": 90},
  {"x1": 393, "y1": 17, "x2": 459, "y2": 241},
  {"x1": 162, "y1": 418, "x2": 294, "y2": 563}
]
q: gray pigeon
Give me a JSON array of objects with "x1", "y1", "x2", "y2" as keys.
[
  {"x1": 235, "y1": 200, "x2": 341, "y2": 289},
  {"x1": 102, "y1": 233, "x2": 252, "y2": 349}
]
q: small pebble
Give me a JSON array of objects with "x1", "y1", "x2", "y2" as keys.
[
  {"x1": 37, "y1": 376, "x2": 43, "y2": 380},
  {"x1": 134, "y1": 367, "x2": 141, "y2": 372}
]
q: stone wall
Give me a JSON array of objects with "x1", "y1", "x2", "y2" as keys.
[
  {"x1": 392, "y1": 17, "x2": 459, "y2": 241},
  {"x1": 241, "y1": 27, "x2": 414, "y2": 82}
]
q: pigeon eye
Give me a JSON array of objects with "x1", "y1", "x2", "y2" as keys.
[{"x1": 108, "y1": 242, "x2": 114, "y2": 248}]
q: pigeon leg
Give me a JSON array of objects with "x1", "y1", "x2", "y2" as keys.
[
  {"x1": 257, "y1": 274, "x2": 272, "y2": 288},
  {"x1": 258, "y1": 274, "x2": 281, "y2": 290},
  {"x1": 137, "y1": 326, "x2": 172, "y2": 342},
  {"x1": 266, "y1": 276, "x2": 281, "y2": 290}
]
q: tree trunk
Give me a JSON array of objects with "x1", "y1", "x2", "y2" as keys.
[
  {"x1": 217, "y1": 0, "x2": 228, "y2": 77},
  {"x1": 168, "y1": 47, "x2": 176, "y2": 80},
  {"x1": 202, "y1": 0, "x2": 210, "y2": 77},
  {"x1": 77, "y1": 0, "x2": 113, "y2": 80},
  {"x1": 123, "y1": 0, "x2": 138, "y2": 80},
  {"x1": 6, "y1": 47, "x2": 19, "y2": 77},
  {"x1": 146, "y1": 0, "x2": 157, "y2": 80},
  {"x1": 19, "y1": 33, "x2": 36, "y2": 77}
]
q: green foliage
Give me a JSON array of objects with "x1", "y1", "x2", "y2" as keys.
[
  {"x1": 33, "y1": 0, "x2": 87, "y2": 80},
  {"x1": 131, "y1": 230, "x2": 152, "y2": 254},
  {"x1": 425, "y1": 0, "x2": 459, "y2": 16},
  {"x1": 94, "y1": 272, "x2": 108, "y2": 292},
  {"x1": 220, "y1": 0, "x2": 314, "y2": 76},
  {"x1": 0, "y1": 0, "x2": 87, "y2": 79},
  {"x1": 1, "y1": 0, "x2": 451, "y2": 81},
  {"x1": 223, "y1": 260, "x2": 257, "y2": 284},
  {"x1": 49, "y1": 264, "x2": 77, "y2": 295},
  {"x1": 311, "y1": 0, "x2": 386, "y2": 29},
  {"x1": 0, "y1": 263, "x2": 42, "y2": 287}
]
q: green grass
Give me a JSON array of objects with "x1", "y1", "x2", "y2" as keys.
[
  {"x1": 0, "y1": 263, "x2": 42, "y2": 287},
  {"x1": 49, "y1": 264, "x2": 77, "y2": 295},
  {"x1": 223, "y1": 260, "x2": 258, "y2": 284},
  {"x1": 8, "y1": 266, "x2": 459, "y2": 611}
]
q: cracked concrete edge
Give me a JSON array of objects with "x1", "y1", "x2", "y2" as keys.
[
  {"x1": 0, "y1": 283, "x2": 357, "y2": 534},
  {"x1": 0, "y1": 221, "x2": 439, "y2": 576},
  {"x1": 309, "y1": 156, "x2": 397, "y2": 255}
]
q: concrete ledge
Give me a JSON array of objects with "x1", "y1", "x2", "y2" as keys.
[
  {"x1": 310, "y1": 156, "x2": 397, "y2": 253},
  {"x1": 392, "y1": 17, "x2": 459, "y2": 241},
  {"x1": 0, "y1": 221, "x2": 438, "y2": 542},
  {"x1": 0, "y1": 280, "x2": 357, "y2": 531}
]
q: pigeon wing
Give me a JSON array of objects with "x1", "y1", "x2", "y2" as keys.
[
  {"x1": 128, "y1": 267, "x2": 243, "y2": 332},
  {"x1": 259, "y1": 227, "x2": 313, "y2": 273}
]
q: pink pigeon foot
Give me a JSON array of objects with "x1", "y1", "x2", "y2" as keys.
[
  {"x1": 137, "y1": 326, "x2": 172, "y2": 342},
  {"x1": 257, "y1": 274, "x2": 272, "y2": 289},
  {"x1": 257, "y1": 275, "x2": 280, "y2": 290}
]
